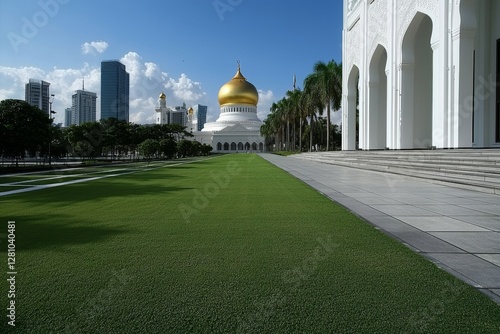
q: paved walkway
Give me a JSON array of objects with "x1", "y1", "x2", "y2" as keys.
[{"x1": 260, "y1": 153, "x2": 500, "y2": 304}]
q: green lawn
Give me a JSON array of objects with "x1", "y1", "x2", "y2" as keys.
[{"x1": 1, "y1": 154, "x2": 499, "y2": 333}]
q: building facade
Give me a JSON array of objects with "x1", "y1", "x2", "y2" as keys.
[
  {"x1": 155, "y1": 93, "x2": 187, "y2": 127},
  {"x1": 172, "y1": 104, "x2": 188, "y2": 127},
  {"x1": 342, "y1": 0, "x2": 500, "y2": 150},
  {"x1": 101, "y1": 60, "x2": 129, "y2": 122},
  {"x1": 25, "y1": 79, "x2": 50, "y2": 115},
  {"x1": 71, "y1": 90, "x2": 97, "y2": 125}
]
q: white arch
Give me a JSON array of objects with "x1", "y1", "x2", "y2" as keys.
[
  {"x1": 401, "y1": 12, "x2": 433, "y2": 148},
  {"x1": 368, "y1": 45, "x2": 388, "y2": 149},
  {"x1": 343, "y1": 65, "x2": 360, "y2": 150}
]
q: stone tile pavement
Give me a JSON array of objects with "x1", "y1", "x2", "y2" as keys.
[{"x1": 260, "y1": 153, "x2": 500, "y2": 304}]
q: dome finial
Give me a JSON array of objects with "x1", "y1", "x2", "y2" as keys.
[{"x1": 237, "y1": 60, "x2": 240, "y2": 71}]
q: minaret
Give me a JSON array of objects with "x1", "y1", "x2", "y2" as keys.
[
  {"x1": 159, "y1": 91, "x2": 166, "y2": 108},
  {"x1": 155, "y1": 91, "x2": 169, "y2": 124}
]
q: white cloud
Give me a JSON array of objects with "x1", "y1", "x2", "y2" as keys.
[
  {"x1": 0, "y1": 51, "x2": 209, "y2": 126},
  {"x1": 0, "y1": 66, "x2": 45, "y2": 87},
  {"x1": 165, "y1": 73, "x2": 206, "y2": 102},
  {"x1": 81, "y1": 41, "x2": 109, "y2": 55},
  {"x1": 257, "y1": 89, "x2": 274, "y2": 121}
]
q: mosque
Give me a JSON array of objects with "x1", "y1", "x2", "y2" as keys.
[
  {"x1": 190, "y1": 62, "x2": 265, "y2": 153},
  {"x1": 342, "y1": 0, "x2": 500, "y2": 150}
]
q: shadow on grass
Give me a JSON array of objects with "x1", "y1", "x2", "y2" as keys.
[
  {"x1": 0, "y1": 214, "x2": 132, "y2": 251},
  {"x1": 9, "y1": 178, "x2": 191, "y2": 206}
]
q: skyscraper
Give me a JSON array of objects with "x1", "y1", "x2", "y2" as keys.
[
  {"x1": 100, "y1": 60, "x2": 129, "y2": 122},
  {"x1": 71, "y1": 89, "x2": 97, "y2": 125},
  {"x1": 64, "y1": 108, "x2": 72, "y2": 127},
  {"x1": 196, "y1": 104, "x2": 207, "y2": 131},
  {"x1": 25, "y1": 79, "x2": 50, "y2": 115},
  {"x1": 171, "y1": 104, "x2": 187, "y2": 127}
]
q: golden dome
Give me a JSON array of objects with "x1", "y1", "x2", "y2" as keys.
[
  {"x1": 188, "y1": 106, "x2": 194, "y2": 114},
  {"x1": 218, "y1": 64, "x2": 258, "y2": 106},
  {"x1": 159, "y1": 92, "x2": 166, "y2": 99}
]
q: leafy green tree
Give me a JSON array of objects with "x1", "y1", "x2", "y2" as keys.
[
  {"x1": 200, "y1": 144, "x2": 212, "y2": 156},
  {"x1": 159, "y1": 138, "x2": 177, "y2": 159},
  {"x1": 65, "y1": 122, "x2": 104, "y2": 159},
  {"x1": 0, "y1": 99, "x2": 51, "y2": 166},
  {"x1": 177, "y1": 139, "x2": 193, "y2": 158},
  {"x1": 48, "y1": 126, "x2": 70, "y2": 159},
  {"x1": 139, "y1": 139, "x2": 160, "y2": 162}
]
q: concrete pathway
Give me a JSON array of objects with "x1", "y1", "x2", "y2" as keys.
[{"x1": 260, "y1": 153, "x2": 500, "y2": 304}]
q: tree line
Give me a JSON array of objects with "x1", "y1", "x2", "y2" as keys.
[
  {"x1": 0, "y1": 99, "x2": 211, "y2": 166},
  {"x1": 260, "y1": 59, "x2": 342, "y2": 152}
]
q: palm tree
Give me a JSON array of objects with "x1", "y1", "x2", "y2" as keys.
[
  {"x1": 308, "y1": 60, "x2": 342, "y2": 151},
  {"x1": 285, "y1": 89, "x2": 302, "y2": 151},
  {"x1": 270, "y1": 100, "x2": 287, "y2": 151},
  {"x1": 303, "y1": 73, "x2": 325, "y2": 151}
]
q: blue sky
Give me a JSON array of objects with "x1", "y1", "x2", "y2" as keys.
[{"x1": 0, "y1": 0, "x2": 343, "y2": 124}]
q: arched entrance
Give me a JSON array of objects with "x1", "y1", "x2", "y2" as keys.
[
  {"x1": 401, "y1": 13, "x2": 433, "y2": 148},
  {"x1": 368, "y1": 45, "x2": 388, "y2": 149},
  {"x1": 344, "y1": 65, "x2": 359, "y2": 150}
]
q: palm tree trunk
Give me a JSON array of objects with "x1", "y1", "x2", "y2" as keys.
[
  {"x1": 292, "y1": 118, "x2": 296, "y2": 151},
  {"x1": 299, "y1": 117, "x2": 302, "y2": 152},
  {"x1": 309, "y1": 117, "x2": 314, "y2": 152},
  {"x1": 326, "y1": 102, "x2": 331, "y2": 151},
  {"x1": 286, "y1": 120, "x2": 290, "y2": 151}
]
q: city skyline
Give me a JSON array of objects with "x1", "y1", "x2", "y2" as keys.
[{"x1": 0, "y1": 0, "x2": 343, "y2": 125}]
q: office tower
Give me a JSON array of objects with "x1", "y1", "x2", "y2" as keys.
[
  {"x1": 64, "y1": 108, "x2": 72, "y2": 127},
  {"x1": 196, "y1": 104, "x2": 207, "y2": 131},
  {"x1": 72, "y1": 90, "x2": 97, "y2": 125},
  {"x1": 171, "y1": 103, "x2": 187, "y2": 127},
  {"x1": 25, "y1": 79, "x2": 50, "y2": 115},
  {"x1": 100, "y1": 60, "x2": 129, "y2": 122}
]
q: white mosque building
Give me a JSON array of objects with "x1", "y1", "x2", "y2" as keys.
[
  {"x1": 192, "y1": 63, "x2": 265, "y2": 153},
  {"x1": 342, "y1": 0, "x2": 500, "y2": 150}
]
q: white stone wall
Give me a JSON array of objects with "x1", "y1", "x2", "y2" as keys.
[{"x1": 342, "y1": 0, "x2": 500, "y2": 150}]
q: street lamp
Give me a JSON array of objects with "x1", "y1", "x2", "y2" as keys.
[{"x1": 48, "y1": 94, "x2": 56, "y2": 165}]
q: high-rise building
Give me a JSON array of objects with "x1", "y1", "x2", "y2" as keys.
[
  {"x1": 64, "y1": 108, "x2": 72, "y2": 127},
  {"x1": 196, "y1": 104, "x2": 207, "y2": 131},
  {"x1": 100, "y1": 60, "x2": 129, "y2": 122},
  {"x1": 25, "y1": 79, "x2": 50, "y2": 115},
  {"x1": 172, "y1": 103, "x2": 187, "y2": 127},
  {"x1": 71, "y1": 90, "x2": 97, "y2": 125}
]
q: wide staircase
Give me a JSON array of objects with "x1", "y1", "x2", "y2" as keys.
[{"x1": 292, "y1": 149, "x2": 500, "y2": 195}]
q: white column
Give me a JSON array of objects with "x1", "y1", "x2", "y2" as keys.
[
  {"x1": 387, "y1": 0, "x2": 398, "y2": 149},
  {"x1": 431, "y1": 1, "x2": 448, "y2": 149},
  {"x1": 400, "y1": 63, "x2": 415, "y2": 149},
  {"x1": 451, "y1": 0, "x2": 476, "y2": 148}
]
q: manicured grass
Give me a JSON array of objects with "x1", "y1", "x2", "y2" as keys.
[{"x1": 0, "y1": 154, "x2": 499, "y2": 333}]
